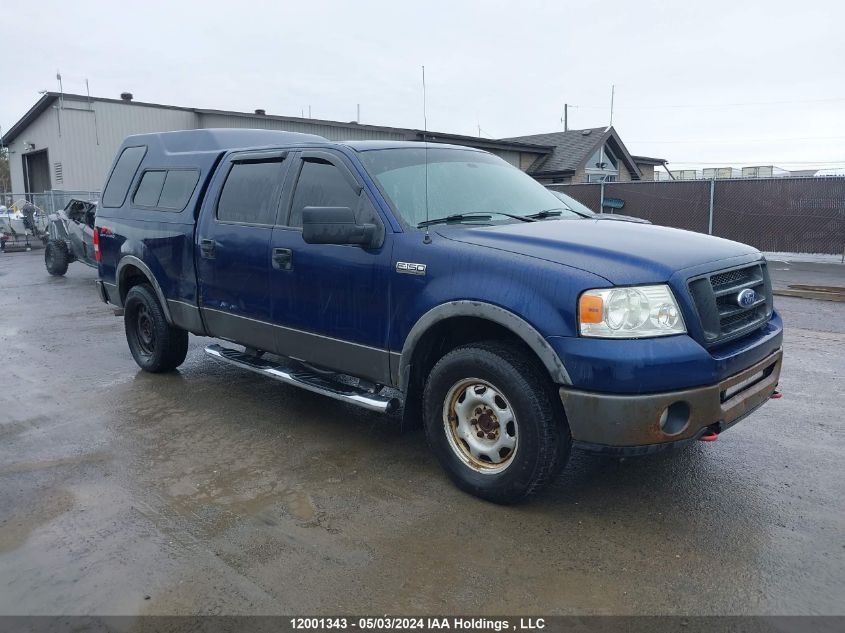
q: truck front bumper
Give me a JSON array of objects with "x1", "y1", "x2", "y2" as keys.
[{"x1": 559, "y1": 349, "x2": 782, "y2": 454}]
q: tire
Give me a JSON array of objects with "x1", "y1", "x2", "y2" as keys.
[
  {"x1": 423, "y1": 341, "x2": 571, "y2": 504},
  {"x1": 124, "y1": 283, "x2": 189, "y2": 373},
  {"x1": 44, "y1": 240, "x2": 70, "y2": 276}
]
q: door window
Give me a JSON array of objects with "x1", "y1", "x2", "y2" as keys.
[
  {"x1": 217, "y1": 159, "x2": 285, "y2": 225},
  {"x1": 288, "y1": 159, "x2": 363, "y2": 227}
]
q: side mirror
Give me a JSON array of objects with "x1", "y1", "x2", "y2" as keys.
[{"x1": 302, "y1": 206, "x2": 377, "y2": 248}]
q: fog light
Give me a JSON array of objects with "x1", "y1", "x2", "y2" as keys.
[{"x1": 659, "y1": 401, "x2": 691, "y2": 435}]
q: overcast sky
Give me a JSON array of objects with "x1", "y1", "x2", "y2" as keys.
[{"x1": 3, "y1": 0, "x2": 843, "y2": 170}]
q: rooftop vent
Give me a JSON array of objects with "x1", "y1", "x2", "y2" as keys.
[
  {"x1": 254, "y1": 109, "x2": 266, "y2": 115},
  {"x1": 581, "y1": 129, "x2": 592, "y2": 136},
  {"x1": 120, "y1": 92, "x2": 133, "y2": 101}
]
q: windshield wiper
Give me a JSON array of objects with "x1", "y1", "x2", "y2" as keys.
[
  {"x1": 526, "y1": 208, "x2": 565, "y2": 220},
  {"x1": 417, "y1": 211, "x2": 535, "y2": 228}
]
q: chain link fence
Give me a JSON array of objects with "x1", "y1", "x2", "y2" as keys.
[
  {"x1": 0, "y1": 190, "x2": 101, "y2": 215},
  {"x1": 0, "y1": 190, "x2": 100, "y2": 251},
  {"x1": 554, "y1": 176, "x2": 845, "y2": 256}
]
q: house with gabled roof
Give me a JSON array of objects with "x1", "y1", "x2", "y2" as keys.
[{"x1": 506, "y1": 126, "x2": 666, "y2": 184}]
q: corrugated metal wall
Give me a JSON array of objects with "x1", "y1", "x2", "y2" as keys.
[
  {"x1": 7, "y1": 98, "x2": 545, "y2": 192},
  {"x1": 197, "y1": 113, "x2": 408, "y2": 142},
  {"x1": 8, "y1": 98, "x2": 198, "y2": 192}
]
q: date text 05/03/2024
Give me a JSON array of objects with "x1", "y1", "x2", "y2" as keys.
[{"x1": 289, "y1": 617, "x2": 546, "y2": 630}]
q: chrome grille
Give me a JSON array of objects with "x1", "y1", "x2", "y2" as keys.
[{"x1": 688, "y1": 262, "x2": 773, "y2": 346}]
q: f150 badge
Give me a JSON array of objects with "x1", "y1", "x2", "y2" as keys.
[{"x1": 396, "y1": 262, "x2": 427, "y2": 276}]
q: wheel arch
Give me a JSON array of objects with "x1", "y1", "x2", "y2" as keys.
[
  {"x1": 395, "y1": 301, "x2": 571, "y2": 394},
  {"x1": 116, "y1": 255, "x2": 173, "y2": 324}
]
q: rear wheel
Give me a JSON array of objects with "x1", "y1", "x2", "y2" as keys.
[
  {"x1": 44, "y1": 240, "x2": 69, "y2": 276},
  {"x1": 423, "y1": 341, "x2": 570, "y2": 504},
  {"x1": 124, "y1": 283, "x2": 189, "y2": 372}
]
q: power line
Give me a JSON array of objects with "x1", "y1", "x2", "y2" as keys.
[
  {"x1": 631, "y1": 135, "x2": 845, "y2": 144},
  {"x1": 667, "y1": 160, "x2": 845, "y2": 165},
  {"x1": 577, "y1": 96, "x2": 845, "y2": 110}
]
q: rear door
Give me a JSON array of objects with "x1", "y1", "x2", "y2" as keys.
[
  {"x1": 196, "y1": 151, "x2": 289, "y2": 349},
  {"x1": 268, "y1": 150, "x2": 393, "y2": 384}
]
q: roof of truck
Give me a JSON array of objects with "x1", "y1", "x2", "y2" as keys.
[
  {"x1": 120, "y1": 129, "x2": 488, "y2": 156},
  {"x1": 342, "y1": 140, "x2": 486, "y2": 152},
  {"x1": 120, "y1": 130, "x2": 494, "y2": 157},
  {"x1": 122, "y1": 128, "x2": 329, "y2": 154}
]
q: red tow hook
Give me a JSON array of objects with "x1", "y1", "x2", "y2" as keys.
[
  {"x1": 770, "y1": 388, "x2": 783, "y2": 399},
  {"x1": 699, "y1": 431, "x2": 719, "y2": 442}
]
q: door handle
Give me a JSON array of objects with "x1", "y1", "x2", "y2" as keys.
[
  {"x1": 199, "y1": 239, "x2": 216, "y2": 259},
  {"x1": 272, "y1": 247, "x2": 293, "y2": 270}
]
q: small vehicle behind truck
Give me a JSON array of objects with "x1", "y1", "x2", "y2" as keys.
[
  {"x1": 44, "y1": 198, "x2": 99, "y2": 275},
  {"x1": 95, "y1": 129, "x2": 783, "y2": 503}
]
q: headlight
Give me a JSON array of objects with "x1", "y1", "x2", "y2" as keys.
[{"x1": 579, "y1": 285, "x2": 686, "y2": 338}]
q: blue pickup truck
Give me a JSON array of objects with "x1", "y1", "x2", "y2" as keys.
[{"x1": 94, "y1": 129, "x2": 783, "y2": 503}]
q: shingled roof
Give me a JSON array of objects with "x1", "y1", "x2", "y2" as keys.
[
  {"x1": 504, "y1": 126, "x2": 664, "y2": 180},
  {"x1": 503, "y1": 127, "x2": 608, "y2": 173}
]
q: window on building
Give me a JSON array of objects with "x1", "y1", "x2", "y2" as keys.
[
  {"x1": 586, "y1": 144, "x2": 619, "y2": 171},
  {"x1": 102, "y1": 146, "x2": 146, "y2": 207},
  {"x1": 217, "y1": 160, "x2": 285, "y2": 225},
  {"x1": 288, "y1": 159, "x2": 363, "y2": 227}
]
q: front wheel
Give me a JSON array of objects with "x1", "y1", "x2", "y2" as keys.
[
  {"x1": 124, "y1": 283, "x2": 189, "y2": 372},
  {"x1": 44, "y1": 240, "x2": 69, "y2": 276},
  {"x1": 423, "y1": 341, "x2": 570, "y2": 504}
]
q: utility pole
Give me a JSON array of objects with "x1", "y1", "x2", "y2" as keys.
[{"x1": 564, "y1": 104, "x2": 568, "y2": 131}]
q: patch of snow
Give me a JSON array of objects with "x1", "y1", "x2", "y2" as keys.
[{"x1": 764, "y1": 252, "x2": 845, "y2": 264}]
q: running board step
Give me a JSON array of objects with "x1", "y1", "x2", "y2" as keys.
[{"x1": 204, "y1": 344, "x2": 400, "y2": 414}]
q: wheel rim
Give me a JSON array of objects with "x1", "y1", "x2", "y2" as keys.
[
  {"x1": 135, "y1": 304, "x2": 156, "y2": 355},
  {"x1": 442, "y1": 378, "x2": 518, "y2": 474}
]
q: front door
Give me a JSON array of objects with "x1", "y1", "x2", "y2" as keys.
[
  {"x1": 196, "y1": 151, "x2": 289, "y2": 349},
  {"x1": 24, "y1": 150, "x2": 51, "y2": 194},
  {"x1": 269, "y1": 150, "x2": 393, "y2": 384}
]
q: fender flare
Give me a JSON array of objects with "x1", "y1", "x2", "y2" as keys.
[
  {"x1": 115, "y1": 255, "x2": 174, "y2": 324},
  {"x1": 395, "y1": 300, "x2": 571, "y2": 390}
]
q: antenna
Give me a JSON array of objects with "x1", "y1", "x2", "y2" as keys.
[
  {"x1": 422, "y1": 65, "x2": 431, "y2": 244},
  {"x1": 86, "y1": 78, "x2": 100, "y2": 145},
  {"x1": 55, "y1": 71, "x2": 63, "y2": 137},
  {"x1": 609, "y1": 84, "x2": 615, "y2": 126}
]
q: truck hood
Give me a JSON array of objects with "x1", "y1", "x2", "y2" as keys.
[{"x1": 438, "y1": 219, "x2": 760, "y2": 285}]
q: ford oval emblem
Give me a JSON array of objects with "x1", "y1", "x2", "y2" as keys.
[{"x1": 737, "y1": 288, "x2": 757, "y2": 307}]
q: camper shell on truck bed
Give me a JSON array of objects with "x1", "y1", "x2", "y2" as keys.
[{"x1": 95, "y1": 128, "x2": 783, "y2": 503}]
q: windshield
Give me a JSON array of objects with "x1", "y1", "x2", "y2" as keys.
[
  {"x1": 547, "y1": 189, "x2": 597, "y2": 217},
  {"x1": 358, "y1": 147, "x2": 582, "y2": 228}
]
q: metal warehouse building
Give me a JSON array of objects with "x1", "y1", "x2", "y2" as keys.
[{"x1": 3, "y1": 92, "x2": 556, "y2": 195}]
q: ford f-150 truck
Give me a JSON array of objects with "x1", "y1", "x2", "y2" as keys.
[{"x1": 95, "y1": 129, "x2": 783, "y2": 503}]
